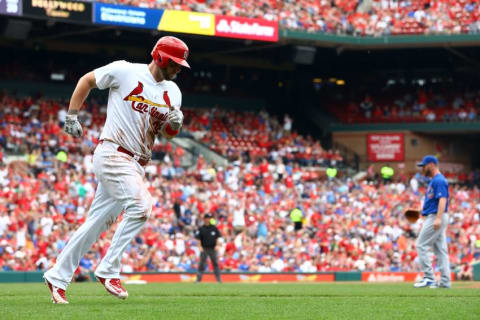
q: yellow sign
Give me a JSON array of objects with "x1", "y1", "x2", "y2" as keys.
[{"x1": 158, "y1": 10, "x2": 215, "y2": 36}]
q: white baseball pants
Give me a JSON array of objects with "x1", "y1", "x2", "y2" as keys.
[
  {"x1": 44, "y1": 140, "x2": 152, "y2": 290},
  {"x1": 416, "y1": 213, "x2": 451, "y2": 286}
]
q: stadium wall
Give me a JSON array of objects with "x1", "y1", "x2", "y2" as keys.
[
  {"x1": 474, "y1": 261, "x2": 480, "y2": 281},
  {"x1": 332, "y1": 131, "x2": 471, "y2": 173},
  {"x1": 0, "y1": 271, "x2": 458, "y2": 283},
  {"x1": 329, "y1": 122, "x2": 480, "y2": 133}
]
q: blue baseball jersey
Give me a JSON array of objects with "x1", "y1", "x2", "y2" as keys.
[{"x1": 422, "y1": 173, "x2": 449, "y2": 216}]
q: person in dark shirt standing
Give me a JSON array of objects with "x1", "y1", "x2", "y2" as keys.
[{"x1": 195, "y1": 213, "x2": 221, "y2": 283}]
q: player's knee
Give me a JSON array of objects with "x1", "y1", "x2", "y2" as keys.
[
  {"x1": 416, "y1": 241, "x2": 426, "y2": 252},
  {"x1": 126, "y1": 194, "x2": 152, "y2": 219},
  {"x1": 143, "y1": 194, "x2": 153, "y2": 218}
]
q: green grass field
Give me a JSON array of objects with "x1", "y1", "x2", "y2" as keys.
[{"x1": 1, "y1": 282, "x2": 479, "y2": 320}]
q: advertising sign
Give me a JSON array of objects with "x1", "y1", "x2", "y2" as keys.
[
  {"x1": 122, "y1": 272, "x2": 335, "y2": 283},
  {"x1": 158, "y1": 10, "x2": 214, "y2": 36},
  {"x1": 367, "y1": 133, "x2": 404, "y2": 162},
  {"x1": 215, "y1": 15, "x2": 278, "y2": 42},
  {"x1": 362, "y1": 272, "x2": 456, "y2": 282},
  {"x1": 0, "y1": 0, "x2": 22, "y2": 15},
  {"x1": 23, "y1": 0, "x2": 92, "y2": 22},
  {"x1": 93, "y1": 3, "x2": 163, "y2": 30}
]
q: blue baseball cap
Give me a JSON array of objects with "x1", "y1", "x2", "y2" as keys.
[{"x1": 417, "y1": 155, "x2": 438, "y2": 167}]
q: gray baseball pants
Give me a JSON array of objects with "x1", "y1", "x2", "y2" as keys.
[{"x1": 416, "y1": 213, "x2": 451, "y2": 286}]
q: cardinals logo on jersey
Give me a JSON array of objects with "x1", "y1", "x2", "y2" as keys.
[{"x1": 123, "y1": 81, "x2": 172, "y2": 121}]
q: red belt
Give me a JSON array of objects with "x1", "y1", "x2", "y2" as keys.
[{"x1": 99, "y1": 140, "x2": 148, "y2": 166}]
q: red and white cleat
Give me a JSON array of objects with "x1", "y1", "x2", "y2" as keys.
[
  {"x1": 44, "y1": 278, "x2": 69, "y2": 304},
  {"x1": 96, "y1": 276, "x2": 128, "y2": 299}
]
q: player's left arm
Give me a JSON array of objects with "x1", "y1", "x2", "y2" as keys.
[
  {"x1": 434, "y1": 197, "x2": 447, "y2": 230},
  {"x1": 433, "y1": 179, "x2": 448, "y2": 230},
  {"x1": 160, "y1": 111, "x2": 183, "y2": 139},
  {"x1": 160, "y1": 86, "x2": 183, "y2": 140}
]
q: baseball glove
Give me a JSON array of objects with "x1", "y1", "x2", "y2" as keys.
[{"x1": 404, "y1": 209, "x2": 420, "y2": 223}]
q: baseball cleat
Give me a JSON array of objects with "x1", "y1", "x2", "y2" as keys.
[
  {"x1": 96, "y1": 276, "x2": 128, "y2": 299},
  {"x1": 413, "y1": 278, "x2": 436, "y2": 288},
  {"x1": 429, "y1": 283, "x2": 451, "y2": 289},
  {"x1": 44, "y1": 278, "x2": 69, "y2": 304}
]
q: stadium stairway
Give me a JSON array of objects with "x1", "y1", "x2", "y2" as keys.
[
  {"x1": 172, "y1": 132, "x2": 229, "y2": 168},
  {"x1": 304, "y1": 105, "x2": 360, "y2": 173}
]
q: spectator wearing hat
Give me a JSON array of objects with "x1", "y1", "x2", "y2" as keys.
[{"x1": 195, "y1": 213, "x2": 222, "y2": 283}]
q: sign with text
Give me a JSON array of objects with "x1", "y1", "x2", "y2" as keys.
[
  {"x1": 23, "y1": 0, "x2": 92, "y2": 22},
  {"x1": 122, "y1": 272, "x2": 335, "y2": 283},
  {"x1": 367, "y1": 133, "x2": 404, "y2": 162},
  {"x1": 362, "y1": 272, "x2": 455, "y2": 282},
  {"x1": 0, "y1": 0, "x2": 22, "y2": 15},
  {"x1": 158, "y1": 10, "x2": 214, "y2": 36},
  {"x1": 215, "y1": 15, "x2": 278, "y2": 42},
  {"x1": 93, "y1": 3, "x2": 163, "y2": 29}
]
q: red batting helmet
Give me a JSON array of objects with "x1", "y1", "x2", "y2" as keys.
[{"x1": 151, "y1": 36, "x2": 190, "y2": 69}]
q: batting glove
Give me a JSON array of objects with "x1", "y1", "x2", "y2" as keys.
[
  {"x1": 168, "y1": 108, "x2": 183, "y2": 131},
  {"x1": 64, "y1": 114, "x2": 83, "y2": 137}
]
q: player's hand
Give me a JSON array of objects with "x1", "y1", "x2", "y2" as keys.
[
  {"x1": 64, "y1": 114, "x2": 83, "y2": 137},
  {"x1": 168, "y1": 107, "x2": 183, "y2": 131},
  {"x1": 433, "y1": 217, "x2": 442, "y2": 230}
]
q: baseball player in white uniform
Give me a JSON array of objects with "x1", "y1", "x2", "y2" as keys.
[{"x1": 44, "y1": 36, "x2": 190, "y2": 304}]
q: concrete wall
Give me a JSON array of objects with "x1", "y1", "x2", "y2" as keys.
[{"x1": 333, "y1": 131, "x2": 471, "y2": 174}]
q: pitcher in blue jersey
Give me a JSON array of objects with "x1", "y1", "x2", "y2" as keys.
[{"x1": 414, "y1": 155, "x2": 451, "y2": 288}]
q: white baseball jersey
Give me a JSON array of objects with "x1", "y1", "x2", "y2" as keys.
[
  {"x1": 94, "y1": 60, "x2": 182, "y2": 160},
  {"x1": 44, "y1": 60, "x2": 184, "y2": 292}
]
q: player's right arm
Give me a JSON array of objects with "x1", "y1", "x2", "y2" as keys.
[
  {"x1": 64, "y1": 60, "x2": 127, "y2": 137},
  {"x1": 64, "y1": 72, "x2": 97, "y2": 137},
  {"x1": 69, "y1": 72, "x2": 97, "y2": 114}
]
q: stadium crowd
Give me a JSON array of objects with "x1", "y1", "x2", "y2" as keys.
[
  {"x1": 182, "y1": 108, "x2": 343, "y2": 165},
  {"x1": 98, "y1": 0, "x2": 480, "y2": 36},
  {"x1": 326, "y1": 84, "x2": 480, "y2": 124},
  {"x1": 0, "y1": 92, "x2": 479, "y2": 279}
]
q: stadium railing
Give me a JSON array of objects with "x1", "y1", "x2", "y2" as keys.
[{"x1": 282, "y1": 30, "x2": 480, "y2": 48}]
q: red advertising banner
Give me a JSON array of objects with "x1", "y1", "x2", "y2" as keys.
[
  {"x1": 367, "y1": 133, "x2": 404, "y2": 162},
  {"x1": 122, "y1": 272, "x2": 334, "y2": 283},
  {"x1": 215, "y1": 15, "x2": 278, "y2": 42},
  {"x1": 362, "y1": 272, "x2": 456, "y2": 282}
]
